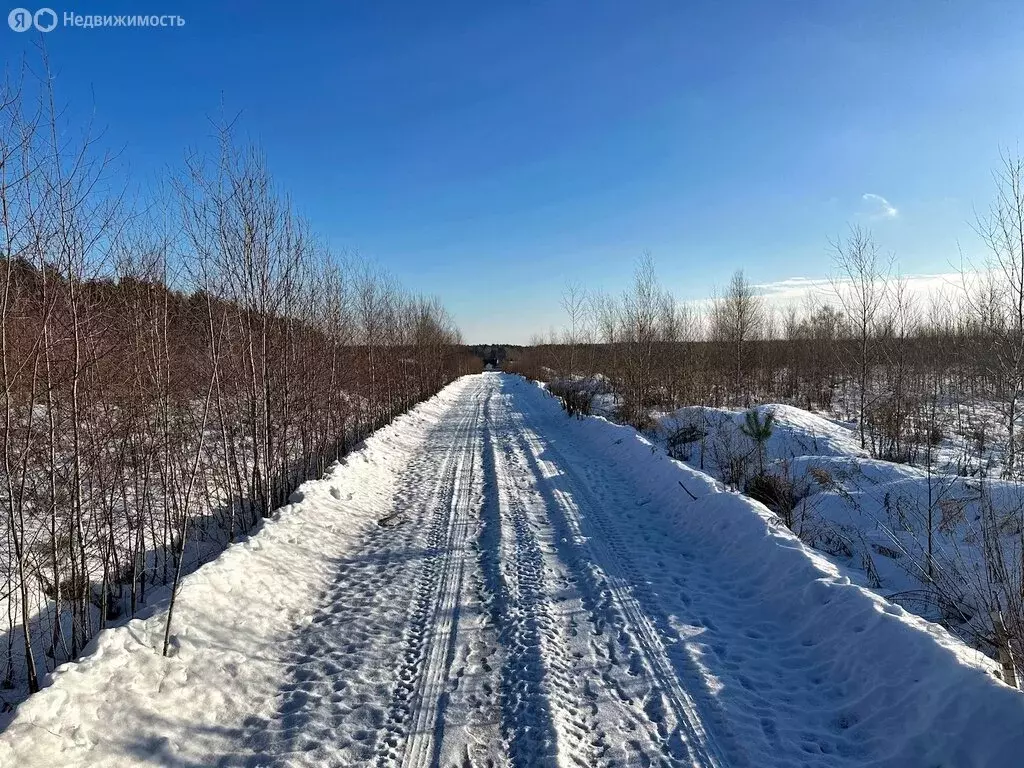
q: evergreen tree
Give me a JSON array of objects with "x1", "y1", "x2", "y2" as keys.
[{"x1": 741, "y1": 408, "x2": 775, "y2": 476}]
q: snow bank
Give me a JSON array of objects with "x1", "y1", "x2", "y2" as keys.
[
  {"x1": 788, "y1": 453, "x2": 1024, "y2": 638},
  {"x1": 657, "y1": 400, "x2": 1024, "y2": 654},
  {"x1": 529, "y1": 381, "x2": 1024, "y2": 766},
  {"x1": 660, "y1": 403, "x2": 866, "y2": 463}
]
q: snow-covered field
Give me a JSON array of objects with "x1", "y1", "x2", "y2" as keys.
[
  {"x1": 656, "y1": 401, "x2": 1024, "y2": 657},
  {"x1": 2, "y1": 372, "x2": 1022, "y2": 766}
]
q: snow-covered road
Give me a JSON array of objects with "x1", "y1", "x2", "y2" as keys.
[{"x1": 3, "y1": 373, "x2": 1023, "y2": 767}]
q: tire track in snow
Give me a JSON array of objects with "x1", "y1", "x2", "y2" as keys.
[
  {"x1": 481, "y1": 393, "x2": 602, "y2": 768},
  {"x1": 425, "y1": 390, "x2": 508, "y2": 768},
  {"x1": 452, "y1": 392, "x2": 508, "y2": 768},
  {"x1": 259, "y1": 375, "x2": 741, "y2": 767},
  {"x1": 512, "y1": 385, "x2": 746, "y2": 768},
  {"x1": 376, "y1": 380, "x2": 486, "y2": 768},
  {"x1": 498, "y1": 405, "x2": 674, "y2": 767},
  {"x1": 494, "y1": 426, "x2": 629, "y2": 768},
  {"x1": 239, "y1": 382, "x2": 486, "y2": 767}
]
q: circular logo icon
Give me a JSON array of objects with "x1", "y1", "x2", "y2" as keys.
[
  {"x1": 8, "y1": 7, "x2": 32, "y2": 31},
  {"x1": 33, "y1": 7, "x2": 57, "y2": 31}
]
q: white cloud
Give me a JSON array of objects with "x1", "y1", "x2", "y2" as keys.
[
  {"x1": 751, "y1": 276, "x2": 833, "y2": 304},
  {"x1": 862, "y1": 193, "x2": 899, "y2": 219},
  {"x1": 752, "y1": 270, "x2": 974, "y2": 309}
]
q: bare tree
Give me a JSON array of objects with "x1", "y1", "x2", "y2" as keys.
[
  {"x1": 831, "y1": 226, "x2": 891, "y2": 451},
  {"x1": 560, "y1": 281, "x2": 588, "y2": 378},
  {"x1": 619, "y1": 253, "x2": 660, "y2": 427},
  {"x1": 710, "y1": 269, "x2": 763, "y2": 406},
  {"x1": 972, "y1": 152, "x2": 1024, "y2": 476}
]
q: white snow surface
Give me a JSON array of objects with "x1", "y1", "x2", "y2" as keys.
[
  {"x1": 654, "y1": 399, "x2": 1024, "y2": 652},
  {"x1": 2, "y1": 373, "x2": 1023, "y2": 767},
  {"x1": 660, "y1": 403, "x2": 867, "y2": 464}
]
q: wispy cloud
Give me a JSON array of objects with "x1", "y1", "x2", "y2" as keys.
[
  {"x1": 753, "y1": 276, "x2": 834, "y2": 302},
  {"x1": 862, "y1": 193, "x2": 899, "y2": 219},
  {"x1": 753, "y1": 271, "x2": 972, "y2": 306},
  {"x1": 680, "y1": 271, "x2": 983, "y2": 320}
]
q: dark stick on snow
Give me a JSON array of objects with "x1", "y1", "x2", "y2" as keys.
[{"x1": 678, "y1": 480, "x2": 698, "y2": 501}]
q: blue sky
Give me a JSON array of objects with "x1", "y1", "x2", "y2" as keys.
[{"x1": 5, "y1": 1, "x2": 1024, "y2": 342}]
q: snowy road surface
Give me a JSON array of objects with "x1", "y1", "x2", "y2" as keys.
[{"x1": 3, "y1": 373, "x2": 1024, "y2": 767}]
